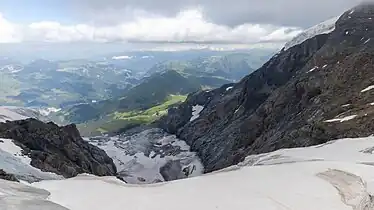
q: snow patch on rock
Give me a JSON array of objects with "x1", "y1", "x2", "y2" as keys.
[
  {"x1": 190, "y1": 105, "x2": 204, "y2": 122},
  {"x1": 361, "y1": 85, "x2": 374, "y2": 93},
  {"x1": 325, "y1": 115, "x2": 357, "y2": 123},
  {"x1": 308, "y1": 66, "x2": 318, "y2": 73}
]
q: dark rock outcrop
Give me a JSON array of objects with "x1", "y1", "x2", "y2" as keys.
[
  {"x1": 159, "y1": 160, "x2": 186, "y2": 181},
  {"x1": 0, "y1": 169, "x2": 19, "y2": 182},
  {"x1": 158, "y1": 3, "x2": 374, "y2": 172},
  {"x1": 0, "y1": 119, "x2": 117, "y2": 178}
]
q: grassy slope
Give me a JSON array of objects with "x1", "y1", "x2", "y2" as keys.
[{"x1": 77, "y1": 94, "x2": 187, "y2": 136}]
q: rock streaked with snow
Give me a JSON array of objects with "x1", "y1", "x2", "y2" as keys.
[
  {"x1": 284, "y1": 16, "x2": 339, "y2": 50},
  {"x1": 85, "y1": 129, "x2": 204, "y2": 184},
  {"x1": 325, "y1": 115, "x2": 357, "y2": 123},
  {"x1": 0, "y1": 138, "x2": 62, "y2": 182}
]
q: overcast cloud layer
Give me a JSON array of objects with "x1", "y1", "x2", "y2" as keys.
[
  {"x1": 0, "y1": 9, "x2": 302, "y2": 46},
  {"x1": 0, "y1": 0, "x2": 368, "y2": 48},
  {"x1": 73, "y1": 0, "x2": 363, "y2": 27}
]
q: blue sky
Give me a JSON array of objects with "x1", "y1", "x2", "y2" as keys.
[{"x1": 0, "y1": 0, "x2": 73, "y2": 23}]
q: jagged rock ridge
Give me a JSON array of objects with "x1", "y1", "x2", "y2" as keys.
[
  {"x1": 0, "y1": 119, "x2": 117, "y2": 178},
  {"x1": 158, "y1": 3, "x2": 374, "y2": 172}
]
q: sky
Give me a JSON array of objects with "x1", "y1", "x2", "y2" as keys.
[{"x1": 0, "y1": 0, "x2": 366, "y2": 50}]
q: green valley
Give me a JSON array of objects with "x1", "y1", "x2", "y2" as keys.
[{"x1": 77, "y1": 95, "x2": 187, "y2": 136}]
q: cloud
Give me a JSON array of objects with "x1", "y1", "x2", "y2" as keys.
[
  {"x1": 0, "y1": 13, "x2": 20, "y2": 43},
  {"x1": 0, "y1": 9, "x2": 303, "y2": 47},
  {"x1": 72, "y1": 0, "x2": 363, "y2": 27}
]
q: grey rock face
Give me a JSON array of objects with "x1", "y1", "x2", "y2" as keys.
[
  {"x1": 0, "y1": 169, "x2": 19, "y2": 182},
  {"x1": 0, "y1": 119, "x2": 117, "y2": 178},
  {"x1": 159, "y1": 160, "x2": 186, "y2": 181},
  {"x1": 158, "y1": 4, "x2": 374, "y2": 173}
]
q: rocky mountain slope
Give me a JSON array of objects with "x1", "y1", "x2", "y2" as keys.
[
  {"x1": 0, "y1": 119, "x2": 117, "y2": 179},
  {"x1": 158, "y1": 3, "x2": 374, "y2": 173},
  {"x1": 0, "y1": 105, "x2": 204, "y2": 184}
]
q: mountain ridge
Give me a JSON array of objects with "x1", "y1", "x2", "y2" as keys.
[{"x1": 158, "y1": 3, "x2": 374, "y2": 172}]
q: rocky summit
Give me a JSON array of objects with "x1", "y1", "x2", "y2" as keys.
[
  {"x1": 0, "y1": 119, "x2": 117, "y2": 178},
  {"x1": 158, "y1": 3, "x2": 374, "y2": 173}
]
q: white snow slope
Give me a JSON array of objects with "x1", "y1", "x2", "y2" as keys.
[
  {"x1": 2, "y1": 136, "x2": 374, "y2": 209},
  {"x1": 0, "y1": 106, "x2": 29, "y2": 122},
  {"x1": 0, "y1": 106, "x2": 53, "y2": 123},
  {"x1": 284, "y1": 16, "x2": 339, "y2": 50}
]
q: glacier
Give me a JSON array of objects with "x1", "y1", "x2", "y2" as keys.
[{"x1": 85, "y1": 128, "x2": 204, "y2": 184}]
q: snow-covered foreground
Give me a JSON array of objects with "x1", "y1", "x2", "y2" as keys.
[
  {"x1": 0, "y1": 179, "x2": 68, "y2": 210},
  {"x1": 85, "y1": 128, "x2": 204, "y2": 184},
  {"x1": 1, "y1": 136, "x2": 374, "y2": 209}
]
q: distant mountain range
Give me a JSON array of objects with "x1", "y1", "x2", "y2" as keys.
[
  {"x1": 0, "y1": 50, "x2": 273, "y2": 109},
  {"x1": 146, "y1": 53, "x2": 259, "y2": 81},
  {"x1": 0, "y1": 59, "x2": 138, "y2": 108}
]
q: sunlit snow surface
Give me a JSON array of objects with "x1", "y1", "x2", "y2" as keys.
[
  {"x1": 85, "y1": 128, "x2": 204, "y2": 184},
  {"x1": 0, "y1": 136, "x2": 372, "y2": 209}
]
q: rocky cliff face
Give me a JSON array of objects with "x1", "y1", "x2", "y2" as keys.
[
  {"x1": 0, "y1": 119, "x2": 117, "y2": 178},
  {"x1": 159, "y1": 4, "x2": 374, "y2": 173}
]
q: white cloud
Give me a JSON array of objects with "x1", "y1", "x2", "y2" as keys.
[
  {"x1": 0, "y1": 9, "x2": 303, "y2": 48},
  {"x1": 0, "y1": 13, "x2": 20, "y2": 43}
]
